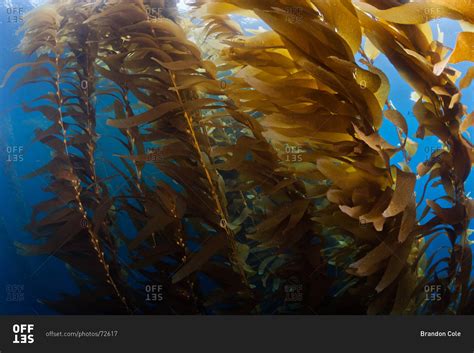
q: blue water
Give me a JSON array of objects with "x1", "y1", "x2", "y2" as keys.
[{"x1": 0, "y1": 2, "x2": 472, "y2": 314}]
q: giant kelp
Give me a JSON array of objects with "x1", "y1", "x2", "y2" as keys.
[
  {"x1": 12, "y1": 1, "x2": 133, "y2": 313},
  {"x1": 2, "y1": 0, "x2": 473, "y2": 314},
  {"x1": 190, "y1": 0, "x2": 474, "y2": 314}
]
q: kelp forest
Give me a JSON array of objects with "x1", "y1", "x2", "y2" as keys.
[{"x1": 1, "y1": 0, "x2": 474, "y2": 315}]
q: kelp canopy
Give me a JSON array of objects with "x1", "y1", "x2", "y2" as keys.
[{"x1": 3, "y1": 0, "x2": 473, "y2": 314}]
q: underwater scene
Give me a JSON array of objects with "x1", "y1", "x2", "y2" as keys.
[{"x1": 0, "y1": 0, "x2": 473, "y2": 315}]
